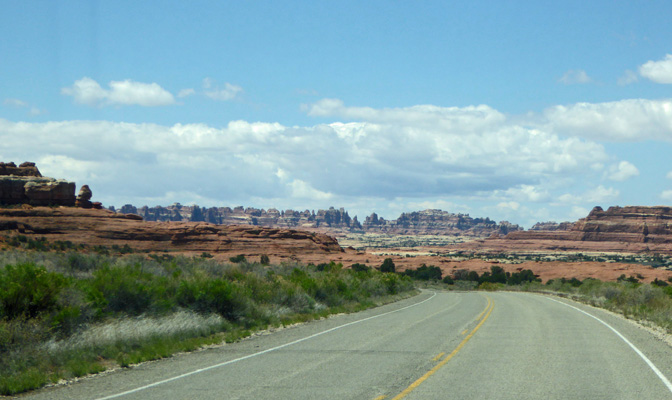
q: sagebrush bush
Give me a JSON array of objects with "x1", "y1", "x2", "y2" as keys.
[
  {"x1": 0, "y1": 262, "x2": 67, "y2": 319},
  {"x1": 0, "y1": 251, "x2": 414, "y2": 395}
]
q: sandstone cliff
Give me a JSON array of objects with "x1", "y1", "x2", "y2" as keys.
[
  {"x1": 462, "y1": 205, "x2": 672, "y2": 254},
  {"x1": 0, "y1": 207, "x2": 343, "y2": 258},
  {"x1": 0, "y1": 162, "x2": 76, "y2": 207},
  {"x1": 115, "y1": 205, "x2": 520, "y2": 237}
]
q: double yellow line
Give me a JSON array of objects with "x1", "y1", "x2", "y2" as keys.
[{"x1": 384, "y1": 296, "x2": 495, "y2": 400}]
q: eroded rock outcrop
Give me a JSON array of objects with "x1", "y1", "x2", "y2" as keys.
[
  {"x1": 75, "y1": 185, "x2": 93, "y2": 208},
  {"x1": 0, "y1": 162, "x2": 76, "y2": 206},
  {"x1": 0, "y1": 207, "x2": 343, "y2": 258},
  {"x1": 116, "y1": 205, "x2": 518, "y2": 237},
  {"x1": 362, "y1": 209, "x2": 521, "y2": 236},
  {"x1": 463, "y1": 206, "x2": 672, "y2": 254}
]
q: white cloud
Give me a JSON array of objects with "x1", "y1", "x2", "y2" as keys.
[
  {"x1": 544, "y1": 98, "x2": 672, "y2": 141},
  {"x1": 497, "y1": 184, "x2": 550, "y2": 202},
  {"x1": 661, "y1": 190, "x2": 672, "y2": 201},
  {"x1": 304, "y1": 99, "x2": 507, "y2": 132},
  {"x1": 289, "y1": 179, "x2": 333, "y2": 200},
  {"x1": 618, "y1": 70, "x2": 639, "y2": 86},
  {"x1": 570, "y1": 206, "x2": 590, "y2": 220},
  {"x1": 497, "y1": 201, "x2": 520, "y2": 211},
  {"x1": 559, "y1": 69, "x2": 592, "y2": 85},
  {"x1": 0, "y1": 101, "x2": 611, "y2": 211},
  {"x1": 61, "y1": 77, "x2": 175, "y2": 107},
  {"x1": 586, "y1": 186, "x2": 619, "y2": 203},
  {"x1": 556, "y1": 185, "x2": 619, "y2": 205},
  {"x1": 607, "y1": 161, "x2": 639, "y2": 181},
  {"x1": 639, "y1": 54, "x2": 672, "y2": 84},
  {"x1": 3, "y1": 98, "x2": 28, "y2": 107},
  {"x1": 3, "y1": 98, "x2": 45, "y2": 115},
  {"x1": 667, "y1": 171, "x2": 672, "y2": 179},
  {"x1": 61, "y1": 78, "x2": 107, "y2": 106},
  {"x1": 178, "y1": 88, "x2": 196, "y2": 98},
  {"x1": 203, "y1": 78, "x2": 243, "y2": 101}
]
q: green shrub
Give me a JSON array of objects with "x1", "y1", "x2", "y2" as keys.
[
  {"x1": 0, "y1": 262, "x2": 67, "y2": 319},
  {"x1": 84, "y1": 264, "x2": 160, "y2": 316},
  {"x1": 0, "y1": 251, "x2": 417, "y2": 395},
  {"x1": 506, "y1": 269, "x2": 538, "y2": 285},
  {"x1": 403, "y1": 264, "x2": 442, "y2": 280},
  {"x1": 176, "y1": 278, "x2": 244, "y2": 320},
  {"x1": 350, "y1": 263, "x2": 370, "y2": 273},
  {"x1": 229, "y1": 254, "x2": 247, "y2": 263},
  {"x1": 379, "y1": 258, "x2": 395, "y2": 273}
]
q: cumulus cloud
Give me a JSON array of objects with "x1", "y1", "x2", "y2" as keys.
[
  {"x1": 661, "y1": 190, "x2": 672, "y2": 201},
  {"x1": 289, "y1": 179, "x2": 333, "y2": 200},
  {"x1": 61, "y1": 77, "x2": 175, "y2": 107},
  {"x1": 559, "y1": 69, "x2": 592, "y2": 85},
  {"x1": 0, "y1": 97, "x2": 612, "y2": 211},
  {"x1": 543, "y1": 98, "x2": 672, "y2": 141},
  {"x1": 639, "y1": 54, "x2": 672, "y2": 84},
  {"x1": 203, "y1": 78, "x2": 243, "y2": 101},
  {"x1": 607, "y1": 161, "x2": 639, "y2": 181},
  {"x1": 304, "y1": 99, "x2": 506, "y2": 132}
]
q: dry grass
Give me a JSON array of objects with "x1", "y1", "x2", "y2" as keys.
[{"x1": 43, "y1": 310, "x2": 225, "y2": 354}]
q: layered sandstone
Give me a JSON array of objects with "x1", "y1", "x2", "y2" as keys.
[
  {"x1": 0, "y1": 162, "x2": 76, "y2": 207},
  {"x1": 0, "y1": 207, "x2": 343, "y2": 258},
  {"x1": 462, "y1": 206, "x2": 672, "y2": 254}
]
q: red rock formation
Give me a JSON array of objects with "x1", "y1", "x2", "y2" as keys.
[
  {"x1": 0, "y1": 207, "x2": 344, "y2": 258},
  {"x1": 460, "y1": 206, "x2": 672, "y2": 254},
  {"x1": 116, "y1": 205, "x2": 519, "y2": 237},
  {"x1": 0, "y1": 161, "x2": 42, "y2": 177},
  {"x1": 75, "y1": 185, "x2": 93, "y2": 208},
  {"x1": 1, "y1": 161, "x2": 76, "y2": 206}
]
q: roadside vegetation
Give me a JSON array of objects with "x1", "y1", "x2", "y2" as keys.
[
  {"x1": 0, "y1": 248, "x2": 413, "y2": 395},
  {"x1": 400, "y1": 262, "x2": 672, "y2": 335},
  {"x1": 4, "y1": 232, "x2": 672, "y2": 395}
]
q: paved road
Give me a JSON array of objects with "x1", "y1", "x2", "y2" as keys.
[{"x1": 20, "y1": 291, "x2": 672, "y2": 399}]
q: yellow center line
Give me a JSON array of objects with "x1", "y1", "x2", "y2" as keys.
[
  {"x1": 390, "y1": 296, "x2": 495, "y2": 400},
  {"x1": 460, "y1": 329, "x2": 468, "y2": 335},
  {"x1": 373, "y1": 396, "x2": 388, "y2": 400},
  {"x1": 431, "y1": 352, "x2": 446, "y2": 362}
]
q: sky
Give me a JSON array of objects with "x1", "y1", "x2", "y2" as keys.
[{"x1": 1, "y1": 1, "x2": 672, "y2": 228}]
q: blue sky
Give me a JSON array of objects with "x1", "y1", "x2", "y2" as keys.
[{"x1": 2, "y1": 1, "x2": 672, "y2": 227}]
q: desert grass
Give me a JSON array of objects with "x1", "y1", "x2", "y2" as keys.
[
  {"x1": 506, "y1": 278, "x2": 672, "y2": 332},
  {"x1": 0, "y1": 251, "x2": 413, "y2": 395}
]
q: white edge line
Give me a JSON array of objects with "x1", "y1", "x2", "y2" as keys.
[
  {"x1": 546, "y1": 296, "x2": 672, "y2": 393},
  {"x1": 95, "y1": 291, "x2": 438, "y2": 400}
]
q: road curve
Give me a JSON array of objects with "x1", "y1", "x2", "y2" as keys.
[{"x1": 20, "y1": 291, "x2": 672, "y2": 399}]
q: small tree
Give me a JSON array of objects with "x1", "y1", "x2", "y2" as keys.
[
  {"x1": 351, "y1": 263, "x2": 370, "y2": 272},
  {"x1": 229, "y1": 254, "x2": 247, "y2": 263},
  {"x1": 380, "y1": 258, "x2": 396, "y2": 273},
  {"x1": 260, "y1": 254, "x2": 270, "y2": 265}
]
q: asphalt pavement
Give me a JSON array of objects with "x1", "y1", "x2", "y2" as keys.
[{"x1": 19, "y1": 291, "x2": 672, "y2": 399}]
